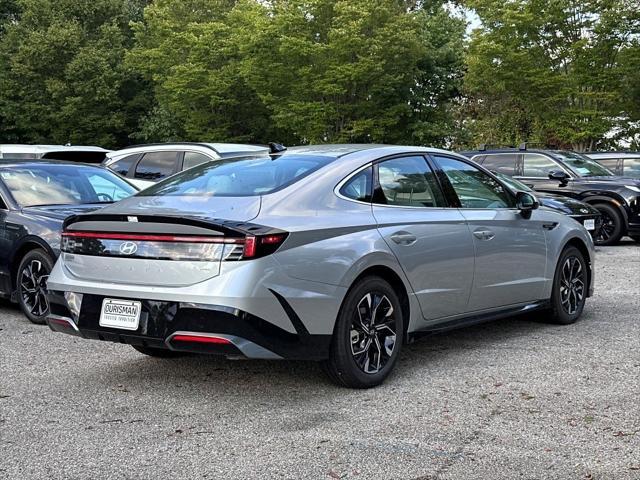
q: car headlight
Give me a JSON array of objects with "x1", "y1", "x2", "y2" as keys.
[{"x1": 626, "y1": 185, "x2": 640, "y2": 193}]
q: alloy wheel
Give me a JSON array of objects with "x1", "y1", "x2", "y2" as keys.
[
  {"x1": 349, "y1": 292, "x2": 397, "y2": 374},
  {"x1": 595, "y1": 211, "x2": 615, "y2": 243},
  {"x1": 20, "y1": 259, "x2": 49, "y2": 318},
  {"x1": 559, "y1": 256, "x2": 585, "y2": 315}
]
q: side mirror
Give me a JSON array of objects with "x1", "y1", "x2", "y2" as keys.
[
  {"x1": 516, "y1": 191, "x2": 539, "y2": 219},
  {"x1": 548, "y1": 170, "x2": 569, "y2": 184}
]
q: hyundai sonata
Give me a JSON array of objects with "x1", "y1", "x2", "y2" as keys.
[{"x1": 46, "y1": 145, "x2": 594, "y2": 388}]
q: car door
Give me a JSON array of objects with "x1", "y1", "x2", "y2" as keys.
[
  {"x1": 371, "y1": 155, "x2": 475, "y2": 321},
  {"x1": 432, "y1": 155, "x2": 548, "y2": 312}
]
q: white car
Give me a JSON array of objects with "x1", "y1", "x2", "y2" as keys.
[
  {"x1": 102, "y1": 143, "x2": 271, "y2": 189},
  {"x1": 0, "y1": 144, "x2": 110, "y2": 163}
]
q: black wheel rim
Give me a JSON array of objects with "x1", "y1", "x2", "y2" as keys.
[
  {"x1": 595, "y1": 211, "x2": 615, "y2": 243},
  {"x1": 20, "y1": 259, "x2": 49, "y2": 317},
  {"x1": 559, "y1": 256, "x2": 585, "y2": 315},
  {"x1": 350, "y1": 292, "x2": 397, "y2": 374}
]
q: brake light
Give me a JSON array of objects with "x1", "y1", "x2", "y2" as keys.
[{"x1": 242, "y1": 233, "x2": 288, "y2": 259}]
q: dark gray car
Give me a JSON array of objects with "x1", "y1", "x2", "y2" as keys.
[{"x1": 0, "y1": 160, "x2": 137, "y2": 323}]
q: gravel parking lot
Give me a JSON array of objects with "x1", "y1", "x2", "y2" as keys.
[{"x1": 1, "y1": 241, "x2": 639, "y2": 480}]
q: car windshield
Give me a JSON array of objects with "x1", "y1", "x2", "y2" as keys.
[
  {"x1": 0, "y1": 164, "x2": 137, "y2": 207},
  {"x1": 551, "y1": 151, "x2": 613, "y2": 177},
  {"x1": 492, "y1": 171, "x2": 533, "y2": 192},
  {"x1": 139, "y1": 154, "x2": 336, "y2": 197}
]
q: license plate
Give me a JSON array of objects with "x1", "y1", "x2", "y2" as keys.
[
  {"x1": 583, "y1": 219, "x2": 595, "y2": 231},
  {"x1": 99, "y1": 299, "x2": 141, "y2": 331}
]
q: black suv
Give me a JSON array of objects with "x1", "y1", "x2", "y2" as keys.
[{"x1": 460, "y1": 146, "x2": 640, "y2": 245}]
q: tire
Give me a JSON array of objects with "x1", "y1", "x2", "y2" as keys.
[
  {"x1": 547, "y1": 246, "x2": 588, "y2": 325},
  {"x1": 16, "y1": 249, "x2": 53, "y2": 324},
  {"x1": 132, "y1": 345, "x2": 184, "y2": 358},
  {"x1": 321, "y1": 276, "x2": 404, "y2": 388},
  {"x1": 593, "y1": 203, "x2": 624, "y2": 246}
]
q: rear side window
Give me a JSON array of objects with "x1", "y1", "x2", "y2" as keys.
[
  {"x1": 340, "y1": 167, "x2": 372, "y2": 202},
  {"x1": 183, "y1": 152, "x2": 213, "y2": 170},
  {"x1": 139, "y1": 154, "x2": 335, "y2": 197},
  {"x1": 481, "y1": 154, "x2": 517, "y2": 175},
  {"x1": 376, "y1": 156, "x2": 445, "y2": 207},
  {"x1": 135, "y1": 151, "x2": 178, "y2": 180},
  {"x1": 109, "y1": 155, "x2": 138, "y2": 176},
  {"x1": 522, "y1": 153, "x2": 558, "y2": 177}
]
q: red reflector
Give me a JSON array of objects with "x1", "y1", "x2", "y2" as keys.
[
  {"x1": 243, "y1": 236, "x2": 257, "y2": 258},
  {"x1": 62, "y1": 231, "x2": 243, "y2": 244},
  {"x1": 171, "y1": 334, "x2": 231, "y2": 345}
]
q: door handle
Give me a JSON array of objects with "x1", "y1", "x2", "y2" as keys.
[
  {"x1": 473, "y1": 229, "x2": 495, "y2": 241},
  {"x1": 390, "y1": 231, "x2": 417, "y2": 245}
]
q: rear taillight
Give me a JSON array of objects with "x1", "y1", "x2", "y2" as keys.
[
  {"x1": 242, "y1": 233, "x2": 288, "y2": 259},
  {"x1": 61, "y1": 231, "x2": 288, "y2": 261}
]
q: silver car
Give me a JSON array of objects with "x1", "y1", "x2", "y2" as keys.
[{"x1": 46, "y1": 145, "x2": 595, "y2": 388}]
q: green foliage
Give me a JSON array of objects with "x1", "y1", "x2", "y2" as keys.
[
  {"x1": 0, "y1": 0, "x2": 152, "y2": 147},
  {"x1": 462, "y1": 0, "x2": 640, "y2": 151}
]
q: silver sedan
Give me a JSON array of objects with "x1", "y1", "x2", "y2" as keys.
[{"x1": 46, "y1": 145, "x2": 595, "y2": 388}]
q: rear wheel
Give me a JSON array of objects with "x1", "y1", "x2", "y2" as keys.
[
  {"x1": 548, "y1": 246, "x2": 588, "y2": 325},
  {"x1": 322, "y1": 276, "x2": 403, "y2": 388},
  {"x1": 132, "y1": 345, "x2": 184, "y2": 358},
  {"x1": 592, "y1": 203, "x2": 624, "y2": 246},
  {"x1": 16, "y1": 249, "x2": 53, "y2": 324}
]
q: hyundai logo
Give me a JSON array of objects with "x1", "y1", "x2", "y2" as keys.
[{"x1": 119, "y1": 241, "x2": 138, "y2": 255}]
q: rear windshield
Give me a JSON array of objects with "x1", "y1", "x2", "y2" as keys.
[{"x1": 139, "y1": 154, "x2": 335, "y2": 197}]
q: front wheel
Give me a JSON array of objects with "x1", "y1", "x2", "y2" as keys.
[
  {"x1": 548, "y1": 246, "x2": 588, "y2": 325},
  {"x1": 593, "y1": 203, "x2": 624, "y2": 246},
  {"x1": 16, "y1": 249, "x2": 53, "y2": 324},
  {"x1": 322, "y1": 276, "x2": 404, "y2": 388}
]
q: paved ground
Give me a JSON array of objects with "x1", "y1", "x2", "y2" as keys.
[{"x1": 1, "y1": 241, "x2": 639, "y2": 480}]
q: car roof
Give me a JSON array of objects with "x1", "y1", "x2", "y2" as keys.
[
  {"x1": 0, "y1": 144, "x2": 110, "y2": 154},
  {"x1": 0, "y1": 158, "x2": 109, "y2": 168},
  {"x1": 586, "y1": 152, "x2": 640, "y2": 159},
  {"x1": 287, "y1": 144, "x2": 460, "y2": 159},
  {"x1": 106, "y1": 142, "x2": 270, "y2": 159}
]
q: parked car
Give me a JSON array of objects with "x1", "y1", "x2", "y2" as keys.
[
  {"x1": 0, "y1": 144, "x2": 111, "y2": 163},
  {"x1": 47, "y1": 145, "x2": 594, "y2": 388},
  {"x1": 492, "y1": 172, "x2": 602, "y2": 238},
  {"x1": 461, "y1": 146, "x2": 640, "y2": 245},
  {"x1": 0, "y1": 160, "x2": 137, "y2": 323},
  {"x1": 586, "y1": 152, "x2": 640, "y2": 179},
  {"x1": 103, "y1": 142, "x2": 271, "y2": 189}
]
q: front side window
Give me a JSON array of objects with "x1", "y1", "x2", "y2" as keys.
[
  {"x1": 0, "y1": 165, "x2": 136, "y2": 207},
  {"x1": 376, "y1": 156, "x2": 445, "y2": 207},
  {"x1": 340, "y1": 166, "x2": 372, "y2": 202},
  {"x1": 481, "y1": 154, "x2": 517, "y2": 175},
  {"x1": 522, "y1": 153, "x2": 559, "y2": 177},
  {"x1": 623, "y1": 158, "x2": 640, "y2": 177},
  {"x1": 551, "y1": 151, "x2": 612, "y2": 177},
  {"x1": 140, "y1": 154, "x2": 335, "y2": 197},
  {"x1": 435, "y1": 156, "x2": 514, "y2": 209},
  {"x1": 135, "y1": 151, "x2": 178, "y2": 180}
]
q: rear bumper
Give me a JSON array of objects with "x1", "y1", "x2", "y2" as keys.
[{"x1": 47, "y1": 291, "x2": 331, "y2": 360}]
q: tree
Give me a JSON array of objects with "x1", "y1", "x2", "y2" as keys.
[
  {"x1": 0, "y1": 0, "x2": 151, "y2": 147},
  {"x1": 462, "y1": 0, "x2": 640, "y2": 151},
  {"x1": 242, "y1": 0, "x2": 465, "y2": 145}
]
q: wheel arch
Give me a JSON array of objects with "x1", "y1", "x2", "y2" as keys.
[{"x1": 582, "y1": 195, "x2": 629, "y2": 226}]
